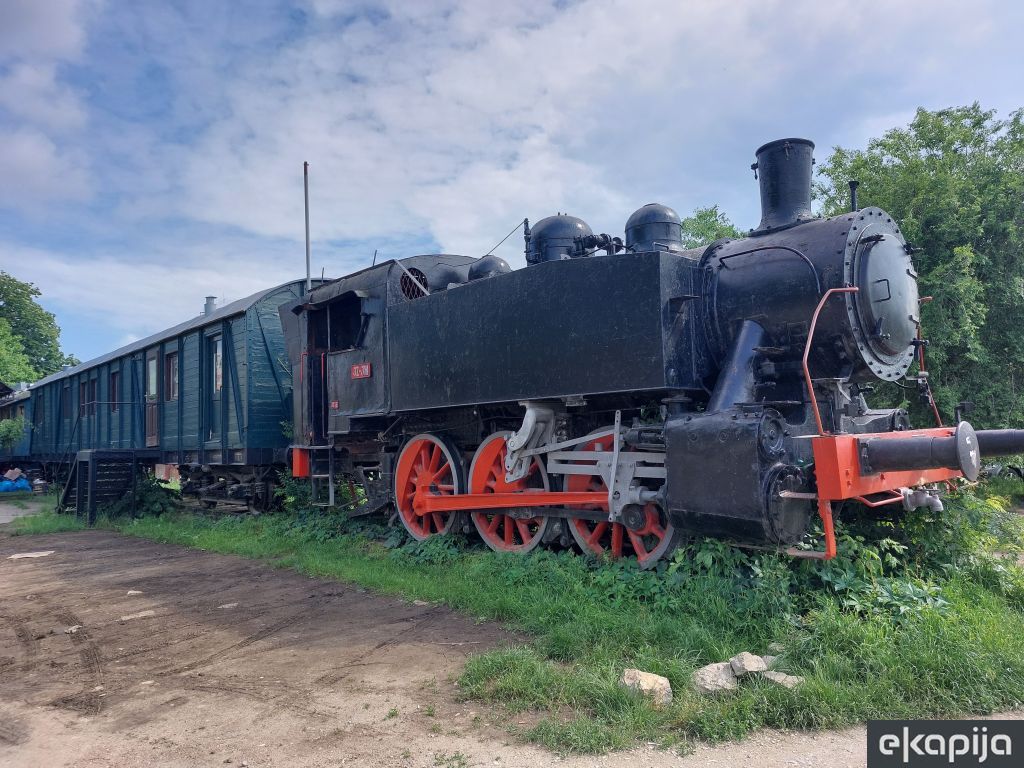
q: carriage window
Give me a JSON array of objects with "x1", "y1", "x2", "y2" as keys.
[
  {"x1": 308, "y1": 309, "x2": 329, "y2": 350},
  {"x1": 88, "y1": 379, "x2": 96, "y2": 415},
  {"x1": 211, "y1": 337, "x2": 223, "y2": 392},
  {"x1": 110, "y1": 371, "x2": 120, "y2": 412},
  {"x1": 146, "y1": 356, "x2": 157, "y2": 399},
  {"x1": 165, "y1": 353, "x2": 179, "y2": 401},
  {"x1": 328, "y1": 294, "x2": 363, "y2": 351}
]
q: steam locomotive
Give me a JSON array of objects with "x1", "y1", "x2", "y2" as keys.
[{"x1": 283, "y1": 137, "x2": 1024, "y2": 567}]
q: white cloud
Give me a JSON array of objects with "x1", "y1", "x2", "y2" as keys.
[
  {"x1": 169, "y1": 0, "x2": 1023, "y2": 263},
  {"x1": 3, "y1": 0, "x2": 1024, "y2": 359},
  {"x1": 0, "y1": 128, "x2": 90, "y2": 209},
  {"x1": 0, "y1": 0, "x2": 94, "y2": 62},
  {"x1": 0, "y1": 63, "x2": 87, "y2": 131}
]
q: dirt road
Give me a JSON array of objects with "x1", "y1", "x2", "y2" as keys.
[
  {"x1": 0, "y1": 496, "x2": 48, "y2": 525},
  {"x1": 0, "y1": 529, "x2": 1010, "y2": 768}
]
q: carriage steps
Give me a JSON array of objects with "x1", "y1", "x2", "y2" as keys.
[{"x1": 60, "y1": 450, "x2": 141, "y2": 523}]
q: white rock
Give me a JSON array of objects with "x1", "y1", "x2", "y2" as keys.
[
  {"x1": 64, "y1": 625, "x2": 82, "y2": 634},
  {"x1": 8, "y1": 551, "x2": 55, "y2": 559},
  {"x1": 762, "y1": 655, "x2": 779, "y2": 669},
  {"x1": 761, "y1": 670, "x2": 804, "y2": 689},
  {"x1": 692, "y1": 662, "x2": 737, "y2": 694},
  {"x1": 218, "y1": 603, "x2": 238, "y2": 609},
  {"x1": 120, "y1": 609, "x2": 155, "y2": 621},
  {"x1": 620, "y1": 668, "x2": 673, "y2": 707},
  {"x1": 767, "y1": 642, "x2": 786, "y2": 654},
  {"x1": 730, "y1": 652, "x2": 768, "y2": 676},
  {"x1": 127, "y1": 590, "x2": 143, "y2": 596}
]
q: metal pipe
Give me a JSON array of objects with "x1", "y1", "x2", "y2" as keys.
[
  {"x1": 976, "y1": 429, "x2": 1024, "y2": 457},
  {"x1": 802, "y1": 287, "x2": 860, "y2": 434},
  {"x1": 848, "y1": 179, "x2": 859, "y2": 212},
  {"x1": 304, "y1": 161, "x2": 311, "y2": 293},
  {"x1": 858, "y1": 422, "x2": 980, "y2": 481}
]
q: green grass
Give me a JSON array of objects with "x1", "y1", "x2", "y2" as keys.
[
  {"x1": 7, "y1": 505, "x2": 86, "y2": 535},
  {"x1": 0, "y1": 491, "x2": 36, "y2": 506},
  {"x1": 11, "y1": 487, "x2": 1024, "y2": 754},
  {"x1": 985, "y1": 474, "x2": 1024, "y2": 507}
]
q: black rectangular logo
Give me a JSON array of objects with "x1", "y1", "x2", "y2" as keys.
[{"x1": 868, "y1": 720, "x2": 1023, "y2": 767}]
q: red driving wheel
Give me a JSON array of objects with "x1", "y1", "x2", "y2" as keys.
[
  {"x1": 394, "y1": 433, "x2": 462, "y2": 540},
  {"x1": 565, "y1": 433, "x2": 679, "y2": 569},
  {"x1": 469, "y1": 431, "x2": 551, "y2": 552}
]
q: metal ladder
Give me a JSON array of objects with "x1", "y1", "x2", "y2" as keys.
[{"x1": 308, "y1": 445, "x2": 335, "y2": 507}]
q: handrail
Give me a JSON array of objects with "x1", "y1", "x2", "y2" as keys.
[{"x1": 801, "y1": 287, "x2": 859, "y2": 435}]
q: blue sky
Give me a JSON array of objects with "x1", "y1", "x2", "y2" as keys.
[{"x1": 1, "y1": 0, "x2": 1022, "y2": 364}]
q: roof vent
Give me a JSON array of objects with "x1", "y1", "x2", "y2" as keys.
[{"x1": 204, "y1": 296, "x2": 217, "y2": 316}]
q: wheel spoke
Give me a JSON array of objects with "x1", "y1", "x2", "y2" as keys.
[
  {"x1": 486, "y1": 515, "x2": 501, "y2": 534},
  {"x1": 611, "y1": 523, "x2": 624, "y2": 558},
  {"x1": 427, "y1": 462, "x2": 451, "y2": 485},
  {"x1": 626, "y1": 528, "x2": 649, "y2": 558},
  {"x1": 426, "y1": 444, "x2": 440, "y2": 473},
  {"x1": 503, "y1": 518, "x2": 514, "y2": 546},
  {"x1": 515, "y1": 519, "x2": 532, "y2": 543}
]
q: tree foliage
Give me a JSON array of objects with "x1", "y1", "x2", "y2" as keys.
[
  {"x1": 816, "y1": 104, "x2": 1024, "y2": 428},
  {"x1": 0, "y1": 415, "x2": 27, "y2": 451},
  {"x1": 0, "y1": 271, "x2": 73, "y2": 379},
  {"x1": 0, "y1": 318, "x2": 36, "y2": 384},
  {"x1": 679, "y1": 205, "x2": 743, "y2": 249}
]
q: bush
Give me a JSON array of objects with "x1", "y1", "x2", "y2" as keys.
[
  {"x1": 0, "y1": 415, "x2": 27, "y2": 450},
  {"x1": 99, "y1": 473, "x2": 180, "y2": 519}
]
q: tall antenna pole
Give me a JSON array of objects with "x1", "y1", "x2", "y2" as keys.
[{"x1": 303, "y1": 161, "x2": 311, "y2": 292}]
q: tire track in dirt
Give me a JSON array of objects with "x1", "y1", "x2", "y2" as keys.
[
  {"x1": 314, "y1": 608, "x2": 443, "y2": 686},
  {"x1": 0, "y1": 715, "x2": 29, "y2": 746},
  {"x1": 161, "y1": 610, "x2": 315, "y2": 676}
]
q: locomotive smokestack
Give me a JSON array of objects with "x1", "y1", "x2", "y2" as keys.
[{"x1": 751, "y1": 138, "x2": 815, "y2": 234}]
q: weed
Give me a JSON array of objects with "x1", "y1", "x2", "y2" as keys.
[
  {"x1": 9, "y1": 509, "x2": 87, "y2": 535},
  {"x1": 432, "y1": 752, "x2": 468, "y2": 768},
  {"x1": 386, "y1": 707, "x2": 399, "y2": 719},
  {"x1": 99, "y1": 473, "x2": 180, "y2": 519},
  {"x1": 424, "y1": 704, "x2": 435, "y2": 717}
]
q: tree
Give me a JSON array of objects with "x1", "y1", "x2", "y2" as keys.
[
  {"x1": 0, "y1": 318, "x2": 36, "y2": 384},
  {"x1": 0, "y1": 271, "x2": 73, "y2": 378},
  {"x1": 679, "y1": 205, "x2": 743, "y2": 249},
  {"x1": 0, "y1": 415, "x2": 27, "y2": 451},
  {"x1": 816, "y1": 104, "x2": 1024, "y2": 428}
]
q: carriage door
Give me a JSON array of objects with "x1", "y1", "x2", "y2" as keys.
[
  {"x1": 206, "y1": 335, "x2": 223, "y2": 441},
  {"x1": 145, "y1": 349, "x2": 159, "y2": 447}
]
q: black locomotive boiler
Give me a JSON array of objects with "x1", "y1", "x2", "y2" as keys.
[{"x1": 283, "y1": 138, "x2": 1024, "y2": 567}]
